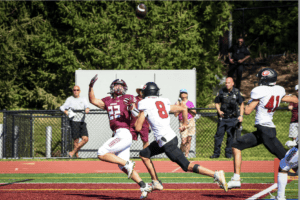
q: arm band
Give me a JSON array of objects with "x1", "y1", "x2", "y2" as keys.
[{"x1": 131, "y1": 108, "x2": 139, "y2": 117}]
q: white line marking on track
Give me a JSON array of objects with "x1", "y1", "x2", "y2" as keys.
[{"x1": 172, "y1": 161, "x2": 193, "y2": 172}]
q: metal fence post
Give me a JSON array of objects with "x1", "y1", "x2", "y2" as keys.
[
  {"x1": 2, "y1": 110, "x2": 6, "y2": 158},
  {"x1": 46, "y1": 126, "x2": 52, "y2": 158},
  {"x1": 14, "y1": 125, "x2": 19, "y2": 159},
  {"x1": 0, "y1": 124, "x2": 3, "y2": 159}
]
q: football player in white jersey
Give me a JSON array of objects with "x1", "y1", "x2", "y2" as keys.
[
  {"x1": 276, "y1": 137, "x2": 298, "y2": 200},
  {"x1": 228, "y1": 68, "x2": 298, "y2": 189},
  {"x1": 134, "y1": 82, "x2": 228, "y2": 192}
]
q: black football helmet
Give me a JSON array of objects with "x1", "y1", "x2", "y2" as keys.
[
  {"x1": 142, "y1": 82, "x2": 160, "y2": 98},
  {"x1": 109, "y1": 79, "x2": 128, "y2": 95},
  {"x1": 256, "y1": 68, "x2": 277, "y2": 86}
]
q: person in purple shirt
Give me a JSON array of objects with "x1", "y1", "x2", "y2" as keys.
[
  {"x1": 174, "y1": 89, "x2": 196, "y2": 158},
  {"x1": 88, "y1": 75, "x2": 152, "y2": 199}
]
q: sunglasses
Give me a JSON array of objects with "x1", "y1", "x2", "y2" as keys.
[{"x1": 73, "y1": 89, "x2": 80, "y2": 91}]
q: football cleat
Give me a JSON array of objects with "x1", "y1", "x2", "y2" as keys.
[
  {"x1": 124, "y1": 161, "x2": 135, "y2": 179},
  {"x1": 151, "y1": 180, "x2": 163, "y2": 191},
  {"x1": 140, "y1": 183, "x2": 152, "y2": 199},
  {"x1": 227, "y1": 177, "x2": 241, "y2": 189},
  {"x1": 214, "y1": 170, "x2": 228, "y2": 192}
]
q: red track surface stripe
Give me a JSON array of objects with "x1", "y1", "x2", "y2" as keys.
[
  {"x1": 0, "y1": 183, "x2": 274, "y2": 200},
  {"x1": 0, "y1": 161, "x2": 274, "y2": 174}
]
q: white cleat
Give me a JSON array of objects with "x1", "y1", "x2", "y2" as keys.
[
  {"x1": 151, "y1": 180, "x2": 163, "y2": 191},
  {"x1": 227, "y1": 177, "x2": 241, "y2": 189},
  {"x1": 214, "y1": 170, "x2": 228, "y2": 192},
  {"x1": 124, "y1": 161, "x2": 135, "y2": 179},
  {"x1": 275, "y1": 196, "x2": 286, "y2": 200},
  {"x1": 140, "y1": 183, "x2": 152, "y2": 199}
]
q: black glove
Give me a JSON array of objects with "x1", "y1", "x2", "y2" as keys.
[{"x1": 89, "y1": 74, "x2": 98, "y2": 88}]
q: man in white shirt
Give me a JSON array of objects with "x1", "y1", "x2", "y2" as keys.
[
  {"x1": 60, "y1": 85, "x2": 90, "y2": 158},
  {"x1": 135, "y1": 82, "x2": 228, "y2": 192},
  {"x1": 228, "y1": 68, "x2": 298, "y2": 189}
]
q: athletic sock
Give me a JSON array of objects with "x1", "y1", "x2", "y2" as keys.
[
  {"x1": 233, "y1": 173, "x2": 240, "y2": 180},
  {"x1": 277, "y1": 172, "x2": 288, "y2": 198},
  {"x1": 138, "y1": 181, "x2": 146, "y2": 188}
]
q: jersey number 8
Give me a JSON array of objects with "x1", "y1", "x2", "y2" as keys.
[{"x1": 155, "y1": 101, "x2": 168, "y2": 119}]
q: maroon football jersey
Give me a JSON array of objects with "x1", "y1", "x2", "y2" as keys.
[
  {"x1": 102, "y1": 94, "x2": 136, "y2": 132},
  {"x1": 130, "y1": 96, "x2": 149, "y2": 130},
  {"x1": 289, "y1": 102, "x2": 298, "y2": 123}
]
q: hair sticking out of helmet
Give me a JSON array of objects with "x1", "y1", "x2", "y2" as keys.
[
  {"x1": 109, "y1": 79, "x2": 128, "y2": 95},
  {"x1": 256, "y1": 68, "x2": 277, "y2": 86},
  {"x1": 142, "y1": 82, "x2": 160, "y2": 98}
]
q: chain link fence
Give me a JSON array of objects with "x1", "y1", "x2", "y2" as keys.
[{"x1": 0, "y1": 107, "x2": 292, "y2": 159}]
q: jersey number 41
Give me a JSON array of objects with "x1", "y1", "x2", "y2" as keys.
[{"x1": 264, "y1": 95, "x2": 280, "y2": 113}]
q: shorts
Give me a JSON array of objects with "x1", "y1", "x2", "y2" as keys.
[
  {"x1": 70, "y1": 121, "x2": 88, "y2": 140},
  {"x1": 289, "y1": 122, "x2": 298, "y2": 139},
  {"x1": 97, "y1": 128, "x2": 132, "y2": 161},
  {"x1": 130, "y1": 127, "x2": 149, "y2": 142},
  {"x1": 280, "y1": 146, "x2": 298, "y2": 171},
  {"x1": 180, "y1": 118, "x2": 196, "y2": 138}
]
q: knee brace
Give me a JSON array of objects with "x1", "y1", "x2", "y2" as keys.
[{"x1": 193, "y1": 164, "x2": 200, "y2": 173}]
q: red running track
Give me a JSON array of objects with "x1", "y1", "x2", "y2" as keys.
[
  {"x1": 0, "y1": 160, "x2": 274, "y2": 174},
  {"x1": 0, "y1": 183, "x2": 274, "y2": 200}
]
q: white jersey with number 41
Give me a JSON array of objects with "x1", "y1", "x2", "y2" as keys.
[
  {"x1": 251, "y1": 85, "x2": 286, "y2": 128},
  {"x1": 138, "y1": 96, "x2": 176, "y2": 147}
]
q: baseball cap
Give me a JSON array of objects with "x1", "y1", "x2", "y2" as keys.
[
  {"x1": 136, "y1": 85, "x2": 144, "y2": 93},
  {"x1": 180, "y1": 89, "x2": 188, "y2": 93},
  {"x1": 295, "y1": 85, "x2": 298, "y2": 91}
]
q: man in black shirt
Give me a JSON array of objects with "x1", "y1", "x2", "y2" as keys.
[
  {"x1": 210, "y1": 77, "x2": 244, "y2": 159},
  {"x1": 228, "y1": 37, "x2": 250, "y2": 91}
]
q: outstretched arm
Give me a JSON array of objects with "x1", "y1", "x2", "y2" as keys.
[
  {"x1": 244, "y1": 99, "x2": 259, "y2": 115},
  {"x1": 88, "y1": 74, "x2": 105, "y2": 110},
  {"x1": 282, "y1": 95, "x2": 298, "y2": 104}
]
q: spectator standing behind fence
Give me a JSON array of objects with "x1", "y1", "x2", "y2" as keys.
[
  {"x1": 174, "y1": 89, "x2": 196, "y2": 158},
  {"x1": 130, "y1": 85, "x2": 150, "y2": 149},
  {"x1": 287, "y1": 85, "x2": 298, "y2": 140},
  {"x1": 228, "y1": 37, "x2": 251, "y2": 91},
  {"x1": 60, "y1": 85, "x2": 90, "y2": 158},
  {"x1": 210, "y1": 77, "x2": 244, "y2": 159}
]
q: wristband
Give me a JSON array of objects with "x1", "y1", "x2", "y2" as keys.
[{"x1": 131, "y1": 108, "x2": 139, "y2": 117}]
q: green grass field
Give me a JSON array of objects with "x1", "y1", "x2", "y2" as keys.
[{"x1": 0, "y1": 173, "x2": 297, "y2": 199}]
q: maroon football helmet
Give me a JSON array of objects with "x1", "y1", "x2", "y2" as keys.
[{"x1": 109, "y1": 79, "x2": 128, "y2": 95}]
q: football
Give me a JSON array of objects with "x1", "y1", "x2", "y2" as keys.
[{"x1": 136, "y1": 3, "x2": 147, "y2": 19}]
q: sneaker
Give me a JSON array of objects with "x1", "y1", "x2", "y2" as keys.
[
  {"x1": 124, "y1": 161, "x2": 135, "y2": 179},
  {"x1": 275, "y1": 196, "x2": 286, "y2": 200},
  {"x1": 214, "y1": 170, "x2": 228, "y2": 192},
  {"x1": 151, "y1": 180, "x2": 163, "y2": 191},
  {"x1": 140, "y1": 183, "x2": 152, "y2": 199},
  {"x1": 228, "y1": 177, "x2": 241, "y2": 189}
]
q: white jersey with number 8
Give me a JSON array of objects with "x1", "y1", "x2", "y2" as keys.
[
  {"x1": 251, "y1": 85, "x2": 286, "y2": 128},
  {"x1": 138, "y1": 96, "x2": 176, "y2": 147}
]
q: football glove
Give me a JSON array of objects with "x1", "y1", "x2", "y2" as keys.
[{"x1": 89, "y1": 74, "x2": 98, "y2": 88}]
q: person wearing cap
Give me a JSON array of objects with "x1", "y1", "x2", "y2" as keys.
[
  {"x1": 287, "y1": 85, "x2": 299, "y2": 141},
  {"x1": 175, "y1": 89, "x2": 196, "y2": 158},
  {"x1": 60, "y1": 85, "x2": 90, "y2": 158},
  {"x1": 210, "y1": 77, "x2": 244, "y2": 159},
  {"x1": 130, "y1": 85, "x2": 150, "y2": 149}
]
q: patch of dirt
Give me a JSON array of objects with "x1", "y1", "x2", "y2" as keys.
[{"x1": 224, "y1": 53, "x2": 298, "y2": 101}]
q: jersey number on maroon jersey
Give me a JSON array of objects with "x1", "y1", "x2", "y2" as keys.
[
  {"x1": 155, "y1": 101, "x2": 168, "y2": 119},
  {"x1": 108, "y1": 105, "x2": 121, "y2": 120},
  {"x1": 264, "y1": 95, "x2": 280, "y2": 113}
]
